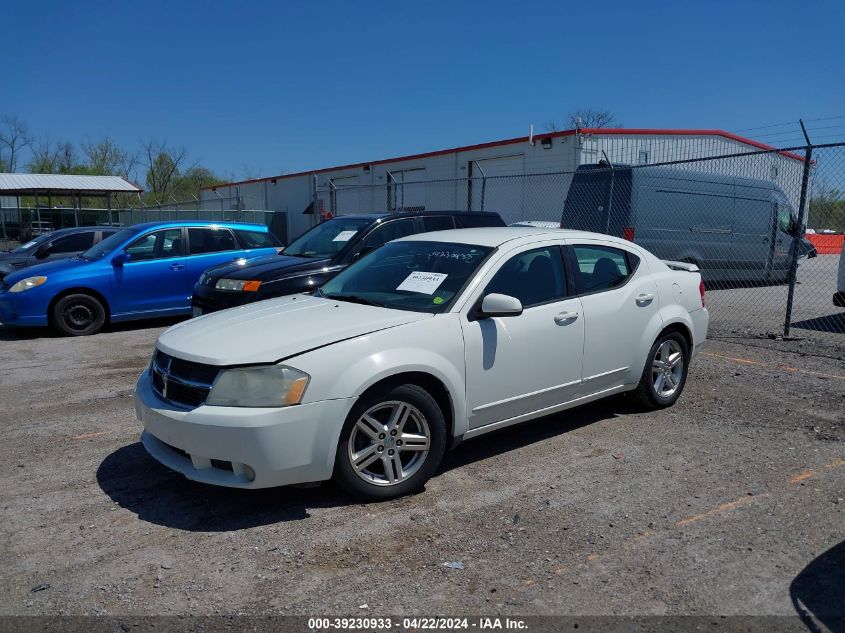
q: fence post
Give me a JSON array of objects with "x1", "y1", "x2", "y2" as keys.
[{"x1": 783, "y1": 122, "x2": 813, "y2": 337}]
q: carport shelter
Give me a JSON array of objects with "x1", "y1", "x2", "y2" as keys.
[{"x1": 0, "y1": 173, "x2": 142, "y2": 235}]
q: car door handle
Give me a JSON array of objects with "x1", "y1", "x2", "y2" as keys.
[
  {"x1": 636, "y1": 293, "x2": 655, "y2": 306},
  {"x1": 554, "y1": 311, "x2": 579, "y2": 324},
  {"x1": 169, "y1": 263, "x2": 185, "y2": 271}
]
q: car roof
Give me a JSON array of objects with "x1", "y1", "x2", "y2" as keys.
[
  {"x1": 39, "y1": 226, "x2": 109, "y2": 238},
  {"x1": 126, "y1": 220, "x2": 269, "y2": 232},
  {"x1": 333, "y1": 210, "x2": 502, "y2": 221},
  {"x1": 394, "y1": 226, "x2": 638, "y2": 248}
]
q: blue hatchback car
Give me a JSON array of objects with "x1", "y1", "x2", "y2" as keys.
[{"x1": 0, "y1": 221, "x2": 282, "y2": 335}]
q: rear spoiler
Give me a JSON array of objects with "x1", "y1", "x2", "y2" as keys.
[{"x1": 663, "y1": 260, "x2": 699, "y2": 273}]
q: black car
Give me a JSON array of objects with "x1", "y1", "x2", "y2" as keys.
[
  {"x1": 0, "y1": 226, "x2": 120, "y2": 280},
  {"x1": 191, "y1": 210, "x2": 506, "y2": 314}
]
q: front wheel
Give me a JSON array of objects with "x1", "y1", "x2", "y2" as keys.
[
  {"x1": 334, "y1": 384, "x2": 447, "y2": 501},
  {"x1": 52, "y1": 293, "x2": 106, "y2": 336},
  {"x1": 634, "y1": 332, "x2": 689, "y2": 409}
]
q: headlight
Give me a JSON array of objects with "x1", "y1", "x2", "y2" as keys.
[
  {"x1": 215, "y1": 278, "x2": 262, "y2": 292},
  {"x1": 205, "y1": 365, "x2": 309, "y2": 407},
  {"x1": 9, "y1": 276, "x2": 47, "y2": 293}
]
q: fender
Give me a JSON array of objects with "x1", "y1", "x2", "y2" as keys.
[{"x1": 290, "y1": 315, "x2": 469, "y2": 435}]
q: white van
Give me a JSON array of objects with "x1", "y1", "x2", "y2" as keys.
[{"x1": 560, "y1": 164, "x2": 800, "y2": 283}]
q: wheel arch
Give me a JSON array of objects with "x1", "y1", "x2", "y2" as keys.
[
  {"x1": 356, "y1": 371, "x2": 456, "y2": 445},
  {"x1": 656, "y1": 319, "x2": 693, "y2": 352}
]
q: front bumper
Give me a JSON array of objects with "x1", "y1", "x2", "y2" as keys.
[
  {"x1": 0, "y1": 290, "x2": 49, "y2": 326},
  {"x1": 134, "y1": 371, "x2": 355, "y2": 488},
  {"x1": 191, "y1": 283, "x2": 260, "y2": 315}
]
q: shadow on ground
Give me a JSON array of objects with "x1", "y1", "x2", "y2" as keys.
[
  {"x1": 791, "y1": 540, "x2": 845, "y2": 633},
  {"x1": 0, "y1": 316, "x2": 186, "y2": 341},
  {"x1": 97, "y1": 394, "x2": 638, "y2": 532},
  {"x1": 790, "y1": 313, "x2": 845, "y2": 334}
]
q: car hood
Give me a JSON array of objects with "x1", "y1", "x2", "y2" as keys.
[
  {"x1": 2, "y1": 255, "x2": 90, "y2": 286},
  {"x1": 156, "y1": 294, "x2": 432, "y2": 365},
  {"x1": 205, "y1": 253, "x2": 333, "y2": 281}
]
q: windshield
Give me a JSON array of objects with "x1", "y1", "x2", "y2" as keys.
[
  {"x1": 81, "y1": 228, "x2": 139, "y2": 259},
  {"x1": 316, "y1": 240, "x2": 494, "y2": 314},
  {"x1": 11, "y1": 233, "x2": 53, "y2": 254},
  {"x1": 284, "y1": 218, "x2": 373, "y2": 259}
]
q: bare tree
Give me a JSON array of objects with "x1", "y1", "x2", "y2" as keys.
[
  {"x1": 567, "y1": 108, "x2": 619, "y2": 129},
  {"x1": 544, "y1": 121, "x2": 560, "y2": 133},
  {"x1": 140, "y1": 139, "x2": 192, "y2": 195},
  {"x1": 0, "y1": 114, "x2": 33, "y2": 172},
  {"x1": 29, "y1": 136, "x2": 79, "y2": 173},
  {"x1": 83, "y1": 137, "x2": 137, "y2": 178}
]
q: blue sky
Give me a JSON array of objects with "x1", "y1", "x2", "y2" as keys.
[{"x1": 3, "y1": 0, "x2": 844, "y2": 180}]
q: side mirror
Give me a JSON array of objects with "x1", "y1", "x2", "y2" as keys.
[
  {"x1": 479, "y1": 293, "x2": 523, "y2": 318},
  {"x1": 35, "y1": 244, "x2": 51, "y2": 259},
  {"x1": 112, "y1": 251, "x2": 132, "y2": 266},
  {"x1": 353, "y1": 245, "x2": 375, "y2": 261}
]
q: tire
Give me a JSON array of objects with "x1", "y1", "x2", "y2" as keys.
[
  {"x1": 634, "y1": 331, "x2": 689, "y2": 409},
  {"x1": 52, "y1": 293, "x2": 106, "y2": 336},
  {"x1": 334, "y1": 383, "x2": 447, "y2": 501}
]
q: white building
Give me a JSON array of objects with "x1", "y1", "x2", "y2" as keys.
[{"x1": 201, "y1": 128, "x2": 807, "y2": 242}]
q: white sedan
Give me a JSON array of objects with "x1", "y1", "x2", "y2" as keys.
[{"x1": 134, "y1": 228, "x2": 708, "y2": 500}]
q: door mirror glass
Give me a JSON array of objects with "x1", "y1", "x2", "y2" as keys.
[
  {"x1": 480, "y1": 293, "x2": 523, "y2": 317},
  {"x1": 112, "y1": 251, "x2": 132, "y2": 266}
]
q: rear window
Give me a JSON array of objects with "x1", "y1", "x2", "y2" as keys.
[
  {"x1": 454, "y1": 213, "x2": 505, "y2": 228},
  {"x1": 236, "y1": 229, "x2": 281, "y2": 249},
  {"x1": 421, "y1": 216, "x2": 455, "y2": 232},
  {"x1": 188, "y1": 227, "x2": 238, "y2": 254}
]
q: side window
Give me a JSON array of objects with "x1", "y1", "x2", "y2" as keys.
[
  {"x1": 48, "y1": 232, "x2": 95, "y2": 253},
  {"x1": 361, "y1": 218, "x2": 417, "y2": 250},
  {"x1": 571, "y1": 245, "x2": 636, "y2": 294},
  {"x1": 421, "y1": 216, "x2": 455, "y2": 232},
  {"x1": 775, "y1": 203, "x2": 792, "y2": 234},
  {"x1": 188, "y1": 227, "x2": 238, "y2": 254},
  {"x1": 235, "y1": 229, "x2": 280, "y2": 249},
  {"x1": 485, "y1": 246, "x2": 567, "y2": 308},
  {"x1": 125, "y1": 229, "x2": 183, "y2": 262}
]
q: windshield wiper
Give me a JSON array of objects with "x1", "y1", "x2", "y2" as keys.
[{"x1": 321, "y1": 293, "x2": 385, "y2": 308}]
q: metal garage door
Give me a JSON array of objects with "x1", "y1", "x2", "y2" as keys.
[
  {"x1": 468, "y1": 154, "x2": 525, "y2": 222},
  {"x1": 388, "y1": 168, "x2": 427, "y2": 211}
]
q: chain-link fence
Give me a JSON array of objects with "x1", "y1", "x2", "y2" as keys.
[
  {"x1": 317, "y1": 142, "x2": 845, "y2": 341},
  {"x1": 0, "y1": 193, "x2": 276, "y2": 251}
]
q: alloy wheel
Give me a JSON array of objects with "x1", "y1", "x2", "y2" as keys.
[
  {"x1": 348, "y1": 400, "x2": 431, "y2": 486},
  {"x1": 652, "y1": 340, "x2": 684, "y2": 398}
]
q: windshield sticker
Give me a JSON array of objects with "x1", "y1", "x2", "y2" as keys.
[
  {"x1": 397, "y1": 271, "x2": 448, "y2": 294},
  {"x1": 21, "y1": 241, "x2": 37, "y2": 249},
  {"x1": 432, "y1": 296, "x2": 445, "y2": 305},
  {"x1": 428, "y1": 250, "x2": 477, "y2": 262},
  {"x1": 332, "y1": 230, "x2": 358, "y2": 242}
]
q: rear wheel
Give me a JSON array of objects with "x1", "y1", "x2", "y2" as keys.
[
  {"x1": 52, "y1": 293, "x2": 106, "y2": 336},
  {"x1": 634, "y1": 332, "x2": 689, "y2": 409},
  {"x1": 334, "y1": 383, "x2": 447, "y2": 501}
]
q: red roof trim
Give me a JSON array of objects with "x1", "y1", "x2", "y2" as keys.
[{"x1": 202, "y1": 128, "x2": 806, "y2": 191}]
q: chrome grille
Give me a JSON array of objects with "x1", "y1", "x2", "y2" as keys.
[{"x1": 151, "y1": 350, "x2": 221, "y2": 409}]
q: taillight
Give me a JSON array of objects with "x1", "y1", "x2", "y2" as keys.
[
  {"x1": 623, "y1": 227, "x2": 635, "y2": 241},
  {"x1": 699, "y1": 280, "x2": 706, "y2": 307}
]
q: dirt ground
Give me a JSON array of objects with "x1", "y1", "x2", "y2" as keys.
[{"x1": 0, "y1": 318, "x2": 842, "y2": 621}]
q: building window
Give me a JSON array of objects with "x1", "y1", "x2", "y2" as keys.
[{"x1": 638, "y1": 150, "x2": 649, "y2": 165}]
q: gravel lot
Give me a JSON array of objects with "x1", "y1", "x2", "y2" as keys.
[{"x1": 0, "y1": 315, "x2": 842, "y2": 620}]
